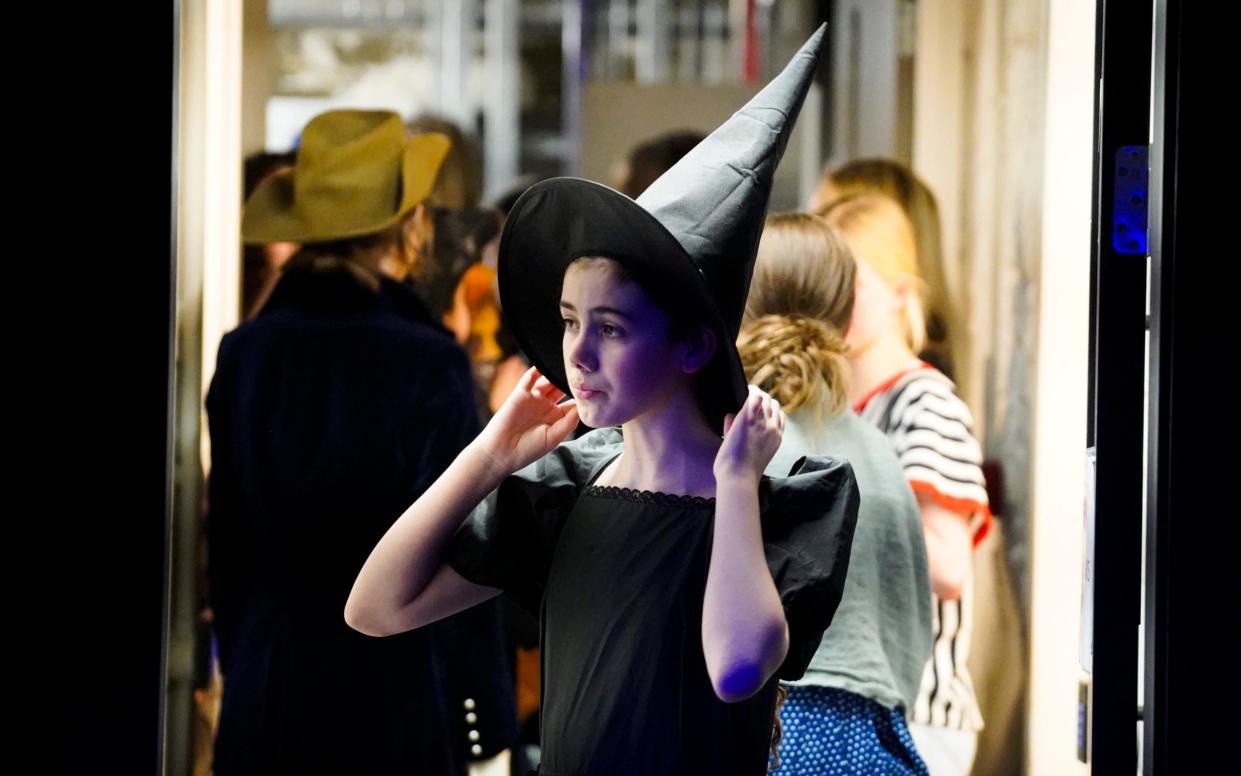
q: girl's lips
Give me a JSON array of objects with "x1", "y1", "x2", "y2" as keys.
[{"x1": 574, "y1": 385, "x2": 603, "y2": 399}]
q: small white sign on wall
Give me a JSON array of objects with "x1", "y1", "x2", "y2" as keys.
[{"x1": 1079, "y1": 446, "x2": 1097, "y2": 673}]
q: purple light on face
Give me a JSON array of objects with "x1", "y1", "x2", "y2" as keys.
[{"x1": 561, "y1": 258, "x2": 698, "y2": 428}]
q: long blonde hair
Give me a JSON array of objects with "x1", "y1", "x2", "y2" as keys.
[
  {"x1": 739, "y1": 213, "x2": 855, "y2": 421},
  {"x1": 818, "y1": 193, "x2": 927, "y2": 354},
  {"x1": 812, "y1": 158, "x2": 952, "y2": 371}
]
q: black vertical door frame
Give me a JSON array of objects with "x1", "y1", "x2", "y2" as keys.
[
  {"x1": 1088, "y1": 0, "x2": 1149, "y2": 772},
  {"x1": 1144, "y1": 2, "x2": 1222, "y2": 771}
]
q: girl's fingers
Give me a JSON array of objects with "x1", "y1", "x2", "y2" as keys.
[
  {"x1": 533, "y1": 375, "x2": 566, "y2": 402},
  {"x1": 548, "y1": 400, "x2": 580, "y2": 441},
  {"x1": 747, "y1": 388, "x2": 763, "y2": 417},
  {"x1": 516, "y1": 366, "x2": 541, "y2": 393},
  {"x1": 532, "y1": 376, "x2": 550, "y2": 398}
]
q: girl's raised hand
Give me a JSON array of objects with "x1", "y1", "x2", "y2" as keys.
[
  {"x1": 713, "y1": 385, "x2": 785, "y2": 482},
  {"x1": 476, "y1": 366, "x2": 580, "y2": 475}
]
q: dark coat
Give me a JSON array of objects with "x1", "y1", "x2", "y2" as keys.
[{"x1": 205, "y1": 259, "x2": 516, "y2": 775}]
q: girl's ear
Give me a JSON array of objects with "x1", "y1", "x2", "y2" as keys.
[
  {"x1": 682, "y1": 326, "x2": 717, "y2": 374},
  {"x1": 889, "y1": 273, "x2": 915, "y2": 313}
]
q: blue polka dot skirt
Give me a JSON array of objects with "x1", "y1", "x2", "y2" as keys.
[{"x1": 768, "y1": 685, "x2": 929, "y2": 775}]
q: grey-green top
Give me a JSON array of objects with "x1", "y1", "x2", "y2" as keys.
[{"x1": 767, "y1": 406, "x2": 933, "y2": 710}]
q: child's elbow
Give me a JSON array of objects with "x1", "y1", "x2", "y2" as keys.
[
  {"x1": 930, "y1": 565, "x2": 968, "y2": 601},
  {"x1": 710, "y1": 661, "x2": 766, "y2": 703},
  {"x1": 708, "y1": 620, "x2": 789, "y2": 703},
  {"x1": 343, "y1": 598, "x2": 393, "y2": 638}
]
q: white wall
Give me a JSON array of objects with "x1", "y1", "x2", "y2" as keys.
[
  {"x1": 914, "y1": 1, "x2": 1096, "y2": 772},
  {"x1": 1027, "y1": 0, "x2": 1095, "y2": 771}
]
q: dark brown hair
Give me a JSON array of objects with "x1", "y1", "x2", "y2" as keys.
[
  {"x1": 770, "y1": 684, "x2": 788, "y2": 770},
  {"x1": 405, "y1": 114, "x2": 483, "y2": 210},
  {"x1": 241, "y1": 151, "x2": 297, "y2": 319},
  {"x1": 616, "y1": 129, "x2": 707, "y2": 198},
  {"x1": 253, "y1": 210, "x2": 426, "y2": 314}
]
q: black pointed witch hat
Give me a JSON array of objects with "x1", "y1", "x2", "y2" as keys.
[{"x1": 497, "y1": 24, "x2": 828, "y2": 429}]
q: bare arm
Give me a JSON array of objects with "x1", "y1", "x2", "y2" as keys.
[
  {"x1": 702, "y1": 387, "x2": 789, "y2": 702},
  {"x1": 345, "y1": 367, "x2": 580, "y2": 636},
  {"x1": 345, "y1": 441, "x2": 508, "y2": 636},
  {"x1": 917, "y1": 492, "x2": 974, "y2": 601}
]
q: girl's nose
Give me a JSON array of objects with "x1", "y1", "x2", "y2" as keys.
[{"x1": 568, "y1": 331, "x2": 596, "y2": 373}]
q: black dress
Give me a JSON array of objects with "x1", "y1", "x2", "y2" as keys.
[{"x1": 447, "y1": 427, "x2": 860, "y2": 775}]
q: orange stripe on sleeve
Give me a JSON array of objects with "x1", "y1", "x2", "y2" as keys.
[{"x1": 908, "y1": 480, "x2": 995, "y2": 549}]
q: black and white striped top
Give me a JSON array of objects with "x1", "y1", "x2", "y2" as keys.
[{"x1": 856, "y1": 362, "x2": 991, "y2": 731}]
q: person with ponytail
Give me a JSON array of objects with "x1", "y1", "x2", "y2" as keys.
[
  {"x1": 821, "y1": 194, "x2": 992, "y2": 775},
  {"x1": 739, "y1": 213, "x2": 933, "y2": 775}
]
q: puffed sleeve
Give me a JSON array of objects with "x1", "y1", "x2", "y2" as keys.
[
  {"x1": 445, "y1": 427, "x2": 624, "y2": 615},
  {"x1": 760, "y1": 454, "x2": 861, "y2": 681}
]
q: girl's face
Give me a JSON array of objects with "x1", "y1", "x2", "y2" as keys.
[
  {"x1": 845, "y1": 255, "x2": 903, "y2": 355},
  {"x1": 559, "y1": 260, "x2": 705, "y2": 428}
]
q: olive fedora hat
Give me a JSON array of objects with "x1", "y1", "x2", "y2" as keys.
[{"x1": 242, "y1": 109, "x2": 452, "y2": 244}]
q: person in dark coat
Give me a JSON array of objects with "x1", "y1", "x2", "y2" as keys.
[{"x1": 205, "y1": 109, "x2": 515, "y2": 775}]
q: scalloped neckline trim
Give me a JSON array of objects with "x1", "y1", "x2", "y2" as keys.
[{"x1": 582, "y1": 484, "x2": 716, "y2": 508}]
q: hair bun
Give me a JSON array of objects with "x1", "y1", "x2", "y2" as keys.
[{"x1": 737, "y1": 314, "x2": 849, "y2": 416}]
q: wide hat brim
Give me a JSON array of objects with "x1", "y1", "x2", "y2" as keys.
[
  {"x1": 242, "y1": 131, "x2": 451, "y2": 244},
  {"x1": 497, "y1": 177, "x2": 747, "y2": 428}
]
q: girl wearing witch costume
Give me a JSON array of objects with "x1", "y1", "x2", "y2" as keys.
[{"x1": 347, "y1": 26, "x2": 860, "y2": 776}]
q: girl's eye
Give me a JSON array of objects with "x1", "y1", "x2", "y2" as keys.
[
  {"x1": 600, "y1": 323, "x2": 623, "y2": 338},
  {"x1": 562, "y1": 318, "x2": 578, "y2": 331}
]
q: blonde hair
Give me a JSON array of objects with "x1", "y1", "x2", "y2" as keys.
[
  {"x1": 739, "y1": 213, "x2": 854, "y2": 419},
  {"x1": 818, "y1": 193, "x2": 927, "y2": 353},
  {"x1": 813, "y1": 158, "x2": 952, "y2": 366}
]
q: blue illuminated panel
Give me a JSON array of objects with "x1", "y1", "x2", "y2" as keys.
[{"x1": 1113, "y1": 145, "x2": 1149, "y2": 254}]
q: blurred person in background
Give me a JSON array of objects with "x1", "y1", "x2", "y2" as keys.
[
  {"x1": 205, "y1": 109, "x2": 514, "y2": 775},
  {"x1": 822, "y1": 194, "x2": 992, "y2": 776},
  {"x1": 241, "y1": 151, "x2": 298, "y2": 319},
  {"x1": 740, "y1": 213, "x2": 932, "y2": 775},
  {"x1": 814, "y1": 159, "x2": 1021, "y2": 776},
  {"x1": 611, "y1": 128, "x2": 707, "y2": 199},
  {"x1": 810, "y1": 159, "x2": 956, "y2": 381}
]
